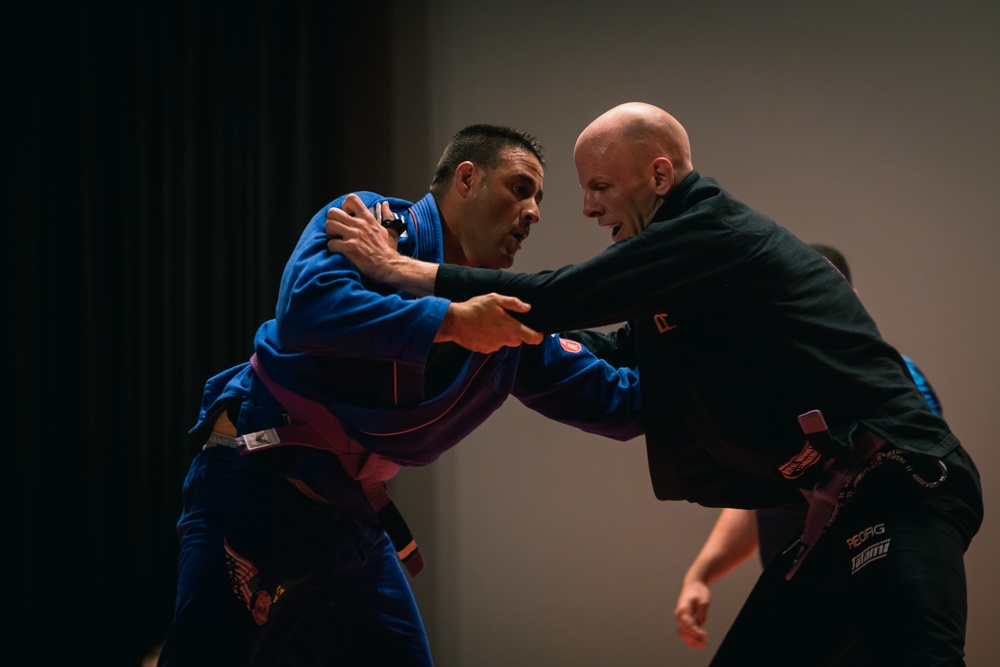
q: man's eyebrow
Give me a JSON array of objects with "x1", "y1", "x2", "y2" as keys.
[{"x1": 512, "y1": 172, "x2": 543, "y2": 201}]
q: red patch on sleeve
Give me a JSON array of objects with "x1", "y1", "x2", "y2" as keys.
[{"x1": 559, "y1": 338, "x2": 583, "y2": 353}]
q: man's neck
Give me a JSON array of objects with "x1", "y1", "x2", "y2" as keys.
[
  {"x1": 440, "y1": 223, "x2": 468, "y2": 266},
  {"x1": 435, "y1": 195, "x2": 469, "y2": 267}
]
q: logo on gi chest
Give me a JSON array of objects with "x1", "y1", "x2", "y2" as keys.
[{"x1": 653, "y1": 313, "x2": 677, "y2": 333}]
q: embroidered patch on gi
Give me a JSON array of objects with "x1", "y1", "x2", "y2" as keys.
[
  {"x1": 653, "y1": 313, "x2": 677, "y2": 333},
  {"x1": 224, "y1": 537, "x2": 288, "y2": 625},
  {"x1": 846, "y1": 523, "x2": 891, "y2": 575},
  {"x1": 850, "y1": 539, "x2": 891, "y2": 575},
  {"x1": 779, "y1": 441, "x2": 823, "y2": 480},
  {"x1": 559, "y1": 337, "x2": 583, "y2": 353}
]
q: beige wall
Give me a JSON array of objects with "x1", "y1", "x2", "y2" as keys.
[{"x1": 392, "y1": 2, "x2": 1000, "y2": 665}]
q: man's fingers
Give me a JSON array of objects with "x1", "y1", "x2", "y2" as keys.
[
  {"x1": 675, "y1": 601, "x2": 709, "y2": 650},
  {"x1": 676, "y1": 610, "x2": 707, "y2": 649},
  {"x1": 693, "y1": 604, "x2": 708, "y2": 628},
  {"x1": 326, "y1": 207, "x2": 352, "y2": 225},
  {"x1": 680, "y1": 627, "x2": 708, "y2": 650},
  {"x1": 493, "y1": 294, "x2": 532, "y2": 314},
  {"x1": 325, "y1": 207, "x2": 351, "y2": 240},
  {"x1": 488, "y1": 294, "x2": 543, "y2": 344},
  {"x1": 326, "y1": 195, "x2": 379, "y2": 242},
  {"x1": 516, "y1": 324, "x2": 544, "y2": 345},
  {"x1": 341, "y1": 193, "x2": 368, "y2": 216},
  {"x1": 326, "y1": 194, "x2": 378, "y2": 231}
]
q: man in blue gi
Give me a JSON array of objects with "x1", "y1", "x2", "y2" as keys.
[
  {"x1": 327, "y1": 103, "x2": 983, "y2": 666},
  {"x1": 157, "y1": 124, "x2": 643, "y2": 666}
]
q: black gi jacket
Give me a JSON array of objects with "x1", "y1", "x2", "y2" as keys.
[{"x1": 434, "y1": 172, "x2": 958, "y2": 508}]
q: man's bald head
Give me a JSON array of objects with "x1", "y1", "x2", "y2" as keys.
[
  {"x1": 573, "y1": 103, "x2": 695, "y2": 242},
  {"x1": 575, "y1": 102, "x2": 693, "y2": 181}
]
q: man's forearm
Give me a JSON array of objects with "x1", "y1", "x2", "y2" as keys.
[
  {"x1": 685, "y1": 508, "x2": 759, "y2": 586},
  {"x1": 376, "y1": 255, "x2": 440, "y2": 297}
]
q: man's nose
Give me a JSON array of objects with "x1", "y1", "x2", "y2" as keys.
[
  {"x1": 582, "y1": 192, "x2": 600, "y2": 217},
  {"x1": 524, "y1": 199, "x2": 540, "y2": 224}
]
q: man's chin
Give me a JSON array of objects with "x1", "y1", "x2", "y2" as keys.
[{"x1": 480, "y1": 254, "x2": 516, "y2": 270}]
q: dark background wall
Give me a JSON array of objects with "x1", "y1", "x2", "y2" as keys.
[{"x1": 13, "y1": 3, "x2": 401, "y2": 663}]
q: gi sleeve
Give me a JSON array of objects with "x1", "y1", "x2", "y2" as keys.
[
  {"x1": 559, "y1": 326, "x2": 638, "y2": 368},
  {"x1": 512, "y1": 334, "x2": 643, "y2": 441}
]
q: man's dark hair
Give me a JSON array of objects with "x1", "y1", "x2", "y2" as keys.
[
  {"x1": 430, "y1": 124, "x2": 545, "y2": 193},
  {"x1": 810, "y1": 243, "x2": 852, "y2": 285}
]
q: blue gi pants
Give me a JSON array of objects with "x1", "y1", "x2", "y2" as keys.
[{"x1": 157, "y1": 446, "x2": 433, "y2": 666}]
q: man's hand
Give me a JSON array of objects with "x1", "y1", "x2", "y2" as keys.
[
  {"x1": 437, "y1": 293, "x2": 544, "y2": 353},
  {"x1": 326, "y1": 194, "x2": 399, "y2": 282},
  {"x1": 673, "y1": 579, "x2": 711, "y2": 650},
  {"x1": 327, "y1": 193, "x2": 438, "y2": 295}
]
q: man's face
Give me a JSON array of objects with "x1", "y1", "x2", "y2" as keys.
[
  {"x1": 462, "y1": 148, "x2": 544, "y2": 269},
  {"x1": 575, "y1": 142, "x2": 660, "y2": 243}
]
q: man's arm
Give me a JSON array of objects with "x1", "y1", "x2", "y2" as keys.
[
  {"x1": 328, "y1": 191, "x2": 700, "y2": 335},
  {"x1": 326, "y1": 195, "x2": 543, "y2": 352},
  {"x1": 673, "y1": 508, "x2": 759, "y2": 650}
]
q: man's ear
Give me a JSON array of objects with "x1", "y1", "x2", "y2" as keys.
[
  {"x1": 454, "y1": 161, "x2": 478, "y2": 198},
  {"x1": 651, "y1": 157, "x2": 675, "y2": 196}
]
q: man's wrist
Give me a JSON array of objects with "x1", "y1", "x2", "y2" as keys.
[{"x1": 380, "y1": 256, "x2": 439, "y2": 296}]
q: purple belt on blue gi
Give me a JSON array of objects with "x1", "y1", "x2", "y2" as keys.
[{"x1": 206, "y1": 354, "x2": 424, "y2": 577}]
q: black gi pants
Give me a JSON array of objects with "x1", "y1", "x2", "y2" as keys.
[{"x1": 711, "y1": 445, "x2": 982, "y2": 667}]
